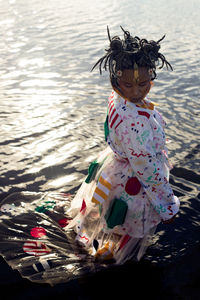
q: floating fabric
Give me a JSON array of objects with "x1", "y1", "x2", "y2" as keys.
[
  {"x1": 92, "y1": 172, "x2": 112, "y2": 205},
  {"x1": 85, "y1": 160, "x2": 99, "y2": 183},
  {"x1": 105, "y1": 198, "x2": 128, "y2": 229}
]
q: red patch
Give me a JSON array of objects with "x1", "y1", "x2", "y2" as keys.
[
  {"x1": 118, "y1": 234, "x2": 131, "y2": 250},
  {"x1": 80, "y1": 199, "x2": 86, "y2": 214},
  {"x1": 23, "y1": 240, "x2": 51, "y2": 256},
  {"x1": 30, "y1": 227, "x2": 46, "y2": 238},
  {"x1": 138, "y1": 111, "x2": 150, "y2": 119},
  {"x1": 125, "y1": 177, "x2": 141, "y2": 196},
  {"x1": 58, "y1": 218, "x2": 71, "y2": 227}
]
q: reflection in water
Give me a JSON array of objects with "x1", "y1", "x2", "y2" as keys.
[{"x1": 0, "y1": 0, "x2": 199, "y2": 199}]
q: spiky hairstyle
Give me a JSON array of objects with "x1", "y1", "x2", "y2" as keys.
[{"x1": 92, "y1": 26, "x2": 173, "y2": 83}]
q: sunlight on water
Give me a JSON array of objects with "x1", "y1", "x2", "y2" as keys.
[
  {"x1": 40, "y1": 142, "x2": 79, "y2": 167},
  {"x1": 0, "y1": 0, "x2": 199, "y2": 195},
  {"x1": 49, "y1": 174, "x2": 78, "y2": 187},
  {"x1": 18, "y1": 58, "x2": 50, "y2": 69}
]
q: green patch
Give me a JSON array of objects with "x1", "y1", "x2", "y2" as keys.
[
  {"x1": 35, "y1": 200, "x2": 56, "y2": 213},
  {"x1": 104, "y1": 115, "x2": 109, "y2": 142},
  {"x1": 85, "y1": 160, "x2": 99, "y2": 184},
  {"x1": 105, "y1": 198, "x2": 128, "y2": 229}
]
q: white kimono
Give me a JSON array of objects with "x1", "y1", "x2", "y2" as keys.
[{"x1": 67, "y1": 90, "x2": 180, "y2": 263}]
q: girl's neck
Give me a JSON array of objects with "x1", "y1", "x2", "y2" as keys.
[
  {"x1": 113, "y1": 87, "x2": 145, "y2": 105},
  {"x1": 113, "y1": 88, "x2": 156, "y2": 110}
]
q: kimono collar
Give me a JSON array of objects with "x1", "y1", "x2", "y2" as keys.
[{"x1": 113, "y1": 88, "x2": 157, "y2": 111}]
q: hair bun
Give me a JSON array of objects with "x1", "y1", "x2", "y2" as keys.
[
  {"x1": 91, "y1": 27, "x2": 173, "y2": 76},
  {"x1": 110, "y1": 37, "x2": 123, "y2": 52}
]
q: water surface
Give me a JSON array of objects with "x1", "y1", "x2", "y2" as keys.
[{"x1": 0, "y1": 0, "x2": 199, "y2": 199}]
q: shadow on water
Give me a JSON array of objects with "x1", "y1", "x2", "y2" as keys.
[{"x1": 0, "y1": 163, "x2": 83, "y2": 202}]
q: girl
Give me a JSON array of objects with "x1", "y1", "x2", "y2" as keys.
[
  {"x1": 66, "y1": 26, "x2": 180, "y2": 263},
  {"x1": 0, "y1": 26, "x2": 180, "y2": 284}
]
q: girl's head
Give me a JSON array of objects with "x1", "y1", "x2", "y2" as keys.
[{"x1": 92, "y1": 26, "x2": 173, "y2": 103}]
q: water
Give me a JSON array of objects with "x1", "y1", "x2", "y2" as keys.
[{"x1": 0, "y1": 0, "x2": 200, "y2": 199}]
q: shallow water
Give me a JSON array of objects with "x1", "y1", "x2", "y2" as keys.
[{"x1": 0, "y1": 0, "x2": 199, "y2": 200}]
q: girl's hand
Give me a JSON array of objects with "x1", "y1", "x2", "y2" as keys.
[{"x1": 162, "y1": 214, "x2": 177, "y2": 224}]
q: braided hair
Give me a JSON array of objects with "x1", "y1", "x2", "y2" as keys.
[{"x1": 92, "y1": 26, "x2": 173, "y2": 87}]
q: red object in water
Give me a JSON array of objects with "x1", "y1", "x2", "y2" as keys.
[{"x1": 125, "y1": 177, "x2": 141, "y2": 196}]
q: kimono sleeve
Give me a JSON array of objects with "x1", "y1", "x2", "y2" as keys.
[{"x1": 117, "y1": 114, "x2": 180, "y2": 221}]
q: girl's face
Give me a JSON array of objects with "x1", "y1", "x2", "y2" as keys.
[{"x1": 117, "y1": 67, "x2": 152, "y2": 104}]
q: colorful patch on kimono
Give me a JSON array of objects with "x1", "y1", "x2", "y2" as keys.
[
  {"x1": 120, "y1": 191, "x2": 134, "y2": 203},
  {"x1": 167, "y1": 205, "x2": 173, "y2": 215},
  {"x1": 85, "y1": 160, "x2": 99, "y2": 183},
  {"x1": 75, "y1": 229, "x2": 90, "y2": 246},
  {"x1": 35, "y1": 200, "x2": 56, "y2": 213},
  {"x1": 125, "y1": 177, "x2": 141, "y2": 196},
  {"x1": 136, "y1": 130, "x2": 150, "y2": 145},
  {"x1": 108, "y1": 100, "x2": 123, "y2": 130},
  {"x1": 92, "y1": 173, "x2": 112, "y2": 205},
  {"x1": 153, "y1": 203, "x2": 167, "y2": 214},
  {"x1": 23, "y1": 240, "x2": 51, "y2": 256},
  {"x1": 80, "y1": 199, "x2": 86, "y2": 214},
  {"x1": 58, "y1": 218, "x2": 71, "y2": 227},
  {"x1": 138, "y1": 111, "x2": 150, "y2": 119},
  {"x1": 104, "y1": 115, "x2": 109, "y2": 141},
  {"x1": 118, "y1": 234, "x2": 131, "y2": 250},
  {"x1": 105, "y1": 198, "x2": 128, "y2": 229},
  {"x1": 30, "y1": 227, "x2": 47, "y2": 238}
]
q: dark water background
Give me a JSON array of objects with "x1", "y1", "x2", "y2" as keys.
[{"x1": 0, "y1": 0, "x2": 200, "y2": 201}]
